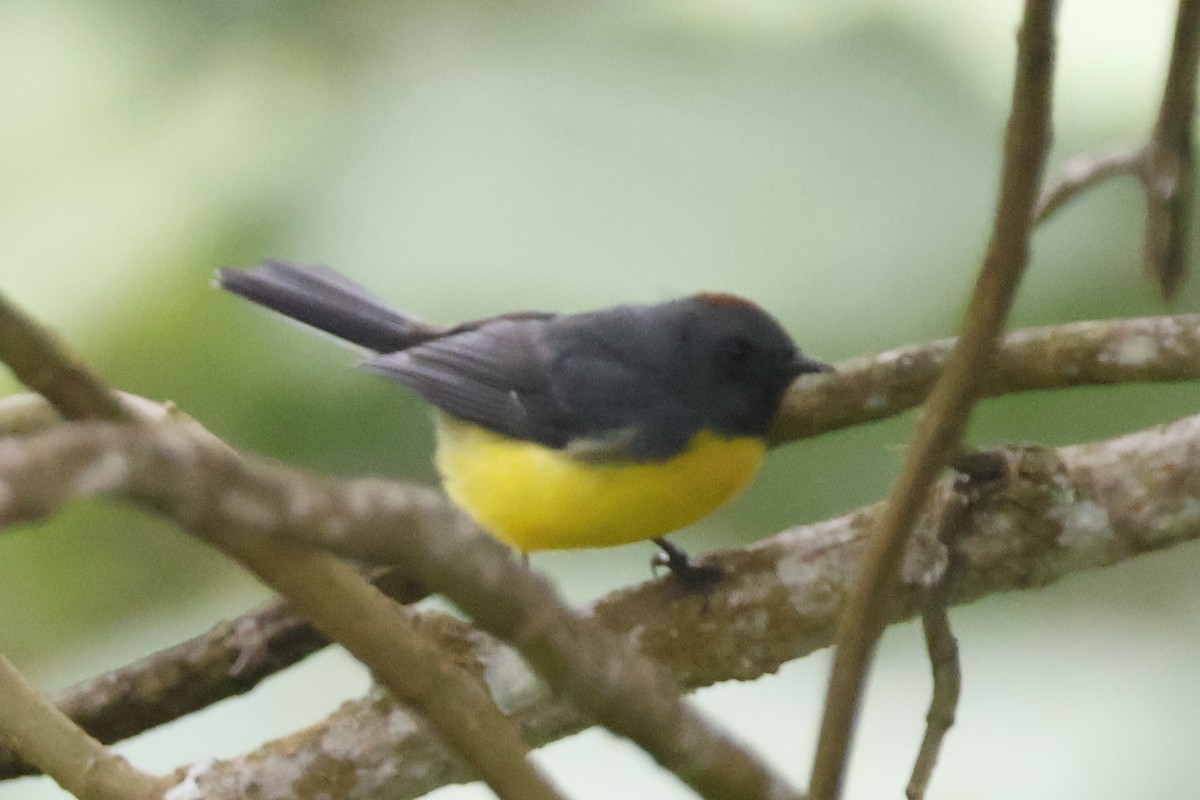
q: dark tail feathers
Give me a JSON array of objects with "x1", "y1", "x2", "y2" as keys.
[{"x1": 216, "y1": 261, "x2": 441, "y2": 353}]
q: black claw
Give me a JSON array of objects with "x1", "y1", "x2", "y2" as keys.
[{"x1": 651, "y1": 538, "x2": 724, "y2": 590}]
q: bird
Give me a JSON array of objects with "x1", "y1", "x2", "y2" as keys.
[{"x1": 217, "y1": 261, "x2": 831, "y2": 582}]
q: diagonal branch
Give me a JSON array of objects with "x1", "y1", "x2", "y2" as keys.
[
  {"x1": 0, "y1": 421, "x2": 801, "y2": 800},
  {"x1": 0, "y1": 567, "x2": 427, "y2": 780},
  {"x1": 0, "y1": 308, "x2": 1195, "y2": 781},
  {"x1": 0, "y1": 294, "x2": 565, "y2": 800},
  {"x1": 808, "y1": 3, "x2": 1058, "y2": 797},
  {"x1": 1034, "y1": 146, "x2": 1145, "y2": 224},
  {"x1": 215, "y1": 534, "x2": 566, "y2": 800},
  {"x1": 0, "y1": 651, "x2": 165, "y2": 800},
  {"x1": 1, "y1": 412, "x2": 1196, "y2": 799},
  {"x1": 0, "y1": 293, "x2": 127, "y2": 422}
]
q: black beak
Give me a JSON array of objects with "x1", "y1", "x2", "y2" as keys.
[{"x1": 791, "y1": 351, "x2": 835, "y2": 376}]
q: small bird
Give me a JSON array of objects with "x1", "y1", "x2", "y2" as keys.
[{"x1": 217, "y1": 261, "x2": 831, "y2": 580}]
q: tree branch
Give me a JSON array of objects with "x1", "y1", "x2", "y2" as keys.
[
  {"x1": 1143, "y1": 0, "x2": 1200, "y2": 298},
  {"x1": 771, "y1": 312, "x2": 1200, "y2": 442},
  {"x1": 0, "y1": 421, "x2": 800, "y2": 800},
  {"x1": 217, "y1": 535, "x2": 567, "y2": 800},
  {"x1": 1031, "y1": 0, "x2": 1200, "y2": 298},
  {"x1": 1034, "y1": 147, "x2": 1145, "y2": 224},
  {"x1": 1, "y1": 411, "x2": 1192, "y2": 799},
  {"x1": 0, "y1": 651, "x2": 165, "y2": 800},
  {"x1": 809, "y1": 3, "x2": 1057, "y2": 797},
  {"x1": 0, "y1": 566, "x2": 428, "y2": 780},
  {"x1": 0, "y1": 293, "x2": 127, "y2": 422},
  {"x1": 0, "y1": 298, "x2": 564, "y2": 800},
  {"x1": 0, "y1": 308, "x2": 1193, "y2": 781}
]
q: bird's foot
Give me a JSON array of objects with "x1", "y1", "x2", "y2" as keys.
[{"x1": 651, "y1": 538, "x2": 723, "y2": 590}]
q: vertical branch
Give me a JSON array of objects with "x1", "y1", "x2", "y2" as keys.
[
  {"x1": 1143, "y1": 0, "x2": 1200, "y2": 298},
  {"x1": 807, "y1": 3, "x2": 1058, "y2": 799},
  {"x1": 903, "y1": 457, "x2": 998, "y2": 800},
  {"x1": 905, "y1": 600, "x2": 960, "y2": 800}
]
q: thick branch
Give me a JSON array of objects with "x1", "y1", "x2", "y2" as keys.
[
  {"x1": 0, "y1": 300, "x2": 561, "y2": 799},
  {"x1": 0, "y1": 308, "x2": 1194, "y2": 781},
  {"x1": 772, "y1": 312, "x2": 1200, "y2": 442},
  {"x1": 0, "y1": 423, "x2": 800, "y2": 800},
  {"x1": 36, "y1": 412, "x2": 1194, "y2": 800},
  {"x1": 220, "y1": 535, "x2": 565, "y2": 800}
]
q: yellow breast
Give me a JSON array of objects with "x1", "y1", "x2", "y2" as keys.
[{"x1": 433, "y1": 415, "x2": 766, "y2": 552}]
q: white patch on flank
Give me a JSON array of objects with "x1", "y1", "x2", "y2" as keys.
[{"x1": 72, "y1": 451, "x2": 130, "y2": 495}]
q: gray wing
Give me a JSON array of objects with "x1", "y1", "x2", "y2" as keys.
[{"x1": 362, "y1": 318, "x2": 578, "y2": 447}]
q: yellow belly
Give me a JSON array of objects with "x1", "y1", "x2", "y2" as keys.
[{"x1": 433, "y1": 416, "x2": 766, "y2": 552}]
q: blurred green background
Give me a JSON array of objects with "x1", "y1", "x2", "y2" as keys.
[{"x1": 2, "y1": 1, "x2": 1198, "y2": 798}]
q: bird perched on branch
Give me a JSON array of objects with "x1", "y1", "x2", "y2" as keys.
[{"x1": 218, "y1": 261, "x2": 831, "y2": 582}]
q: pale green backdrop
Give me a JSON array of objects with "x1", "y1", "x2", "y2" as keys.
[{"x1": 1, "y1": 1, "x2": 1198, "y2": 798}]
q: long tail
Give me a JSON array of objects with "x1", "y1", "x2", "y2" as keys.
[{"x1": 216, "y1": 261, "x2": 441, "y2": 353}]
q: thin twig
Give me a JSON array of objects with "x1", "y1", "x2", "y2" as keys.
[
  {"x1": 904, "y1": 455, "x2": 1003, "y2": 800},
  {"x1": 1034, "y1": 147, "x2": 1145, "y2": 224},
  {"x1": 905, "y1": 600, "x2": 960, "y2": 800},
  {"x1": 1033, "y1": 0, "x2": 1200, "y2": 298},
  {"x1": 0, "y1": 652, "x2": 165, "y2": 800},
  {"x1": 1143, "y1": 0, "x2": 1200, "y2": 299},
  {"x1": 808, "y1": 4, "x2": 1058, "y2": 798}
]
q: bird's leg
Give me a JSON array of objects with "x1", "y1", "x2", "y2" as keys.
[{"x1": 651, "y1": 537, "x2": 723, "y2": 589}]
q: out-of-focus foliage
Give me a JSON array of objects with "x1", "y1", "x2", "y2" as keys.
[{"x1": 1, "y1": 2, "x2": 1197, "y2": 798}]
